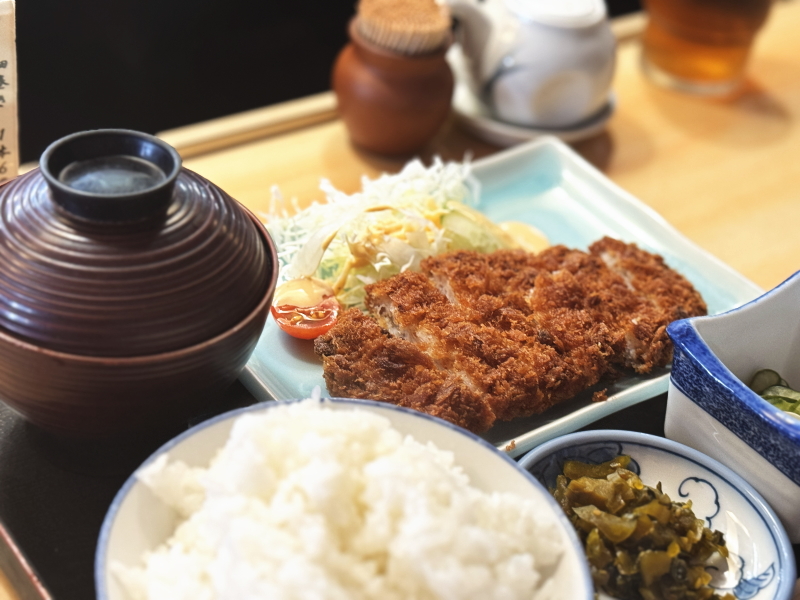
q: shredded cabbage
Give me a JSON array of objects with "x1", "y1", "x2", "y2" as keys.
[{"x1": 264, "y1": 158, "x2": 518, "y2": 310}]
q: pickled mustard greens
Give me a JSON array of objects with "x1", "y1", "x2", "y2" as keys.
[
  {"x1": 552, "y1": 456, "x2": 735, "y2": 600},
  {"x1": 748, "y1": 369, "x2": 800, "y2": 418}
]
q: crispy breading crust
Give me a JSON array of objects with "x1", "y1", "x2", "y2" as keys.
[
  {"x1": 315, "y1": 308, "x2": 496, "y2": 432},
  {"x1": 314, "y1": 238, "x2": 707, "y2": 433}
]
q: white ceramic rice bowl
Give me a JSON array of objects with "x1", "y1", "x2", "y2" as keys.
[{"x1": 95, "y1": 397, "x2": 594, "y2": 600}]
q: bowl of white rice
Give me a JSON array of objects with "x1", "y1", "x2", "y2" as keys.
[{"x1": 95, "y1": 395, "x2": 593, "y2": 600}]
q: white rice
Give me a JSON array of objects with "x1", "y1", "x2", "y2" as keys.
[{"x1": 113, "y1": 399, "x2": 564, "y2": 600}]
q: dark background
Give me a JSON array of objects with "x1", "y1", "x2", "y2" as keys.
[{"x1": 15, "y1": 0, "x2": 642, "y2": 164}]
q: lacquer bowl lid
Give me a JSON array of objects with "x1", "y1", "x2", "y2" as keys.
[{"x1": 0, "y1": 129, "x2": 270, "y2": 357}]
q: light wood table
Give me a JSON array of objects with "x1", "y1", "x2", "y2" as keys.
[
  {"x1": 0, "y1": 574, "x2": 17, "y2": 600},
  {"x1": 159, "y1": 0, "x2": 800, "y2": 293}
]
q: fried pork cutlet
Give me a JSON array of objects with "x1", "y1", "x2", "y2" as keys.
[
  {"x1": 314, "y1": 237, "x2": 707, "y2": 433},
  {"x1": 314, "y1": 308, "x2": 496, "y2": 432}
]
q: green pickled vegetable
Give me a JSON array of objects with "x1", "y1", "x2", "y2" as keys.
[
  {"x1": 564, "y1": 455, "x2": 632, "y2": 479},
  {"x1": 760, "y1": 385, "x2": 800, "y2": 402},
  {"x1": 748, "y1": 369, "x2": 800, "y2": 418},
  {"x1": 573, "y1": 504, "x2": 638, "y2": 543},
  {"x1": 551, "y1": 456, "x2": 735, "y2": 600},
  {"x1": 747, "y1": 368, "x2": 785, "y2": 394}
]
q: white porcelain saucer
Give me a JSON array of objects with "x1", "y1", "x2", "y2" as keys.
[
  {"x1": 453, "y1": 85, "x2": 615, "y2": 147},
  {"x1": 448, "y1": 46, "x2": 615, "y2": 147}
]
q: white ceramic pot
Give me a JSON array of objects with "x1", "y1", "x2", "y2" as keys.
[{"x1": 449, "y1": 0, "x2": 616, "y2": 128}]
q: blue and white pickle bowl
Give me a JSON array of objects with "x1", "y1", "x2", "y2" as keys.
[
  {"x1": 519, "y1": 430, "x2": 796, "y2": 600},
  {"x1": 666, "y1": 271, "x2": 800, "y2": 543}
]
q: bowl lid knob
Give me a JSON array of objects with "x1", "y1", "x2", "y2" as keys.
[{"x1": 39, "y1": 129, "x2": 181, "y2": 222}]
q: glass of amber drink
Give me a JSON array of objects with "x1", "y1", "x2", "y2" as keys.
[{"x1": 641, "y1": 0, "x2": 773, "y2": 95}]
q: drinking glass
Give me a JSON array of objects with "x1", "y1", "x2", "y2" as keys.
[{"x1": 641, "y1": 0, "x2": 773, "y2": 95}]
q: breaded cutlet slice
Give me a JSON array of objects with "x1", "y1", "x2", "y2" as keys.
[
  {"x1": 486, "y1": 240, "x2": 704, "y2": 374},
  {"x1": 314, "y1": 308, "x2": 496, "y2": 432},
  {"x1": 422, "y1": 248, "x2": 617, "y2": 384},
  {"x1": 589, "y1": 237, "x2": 707, "y2": 320},
  {"x1": 420, "y1": 241, "x2": 706, "y2": 376},
  {"x1": 364, "y1": 268, "x2": 611, "y2": 423},
  {"x1": 587, "y1": 237, "x2": 707, "y2": 372},
  {"x1": 531, "y1": 244, "x2": 669, "y2": 373}
]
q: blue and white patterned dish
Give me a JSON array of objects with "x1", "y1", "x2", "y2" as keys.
[
  {"x1": 242, "y1": 136, "x2": 762, "y2": 459},
  {"x1": 666, "y1": 270, "x2": 800, "y2": 543},
  {"x1": 519, "y1": 430, "x2": 797, "y2": 600}
]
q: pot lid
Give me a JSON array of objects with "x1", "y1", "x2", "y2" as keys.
[
  {"x1": 0, "y1": 129, "x2": 272, "y2": 357},
  {"x1": 503, "y1": 0, "x2": 607, "y2": 28}
]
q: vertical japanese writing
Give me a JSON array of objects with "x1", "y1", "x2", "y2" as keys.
[
  {"x1": 0, "y1": 54, "x2": 8, "y2": 182},
  {"x1": 0, "y1": 1, "x2": 17, "y2": 184},
  {"x1": 0, "y1": 54, "x2": 13, "y2": 182}
]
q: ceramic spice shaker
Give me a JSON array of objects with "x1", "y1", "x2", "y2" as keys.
[{"x1": 332, "y1": 0, "x2": 454, "y2": 156}]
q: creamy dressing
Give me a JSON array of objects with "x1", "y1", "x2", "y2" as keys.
[
  {"x1": 498, "y1": 221, "x2": 550, "y2": 253},
  {"x1": 273, "y1": 277, "x2": 335, "y2": 308}
]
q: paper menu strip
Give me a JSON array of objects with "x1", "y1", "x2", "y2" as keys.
[{"x1": 0, "y1": 1, "x2": 17, "y2": 183}]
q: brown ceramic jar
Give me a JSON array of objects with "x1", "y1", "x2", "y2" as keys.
[{"x1": 332, "y1": 19, "x2": 455, "y2": 156}]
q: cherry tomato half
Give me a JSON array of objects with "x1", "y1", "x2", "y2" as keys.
[{"x1": 270, "y1": 296, "x2": 340, "y2": 340}]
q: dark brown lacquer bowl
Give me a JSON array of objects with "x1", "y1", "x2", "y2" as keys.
[{"x1": 0, "y1": 129, "x2": 278, "y2": 439}]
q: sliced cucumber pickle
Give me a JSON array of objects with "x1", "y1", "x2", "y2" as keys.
[
  {"x1": 748, "y1": 369, "x2": 783, "y2": 394},
  {"x1": 760, "y1": 385, "x2": 800, "y2": 402},
  {"x1": 748, "y1": 369, "x2": 800, "y2": 418},
  {"x1": 764, "y1": 397, "x2": 800, "y2": 417}
]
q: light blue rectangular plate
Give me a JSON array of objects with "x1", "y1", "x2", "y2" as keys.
[{"x1": 241, "y1": 136, "x2": 763, "y2": 458}]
